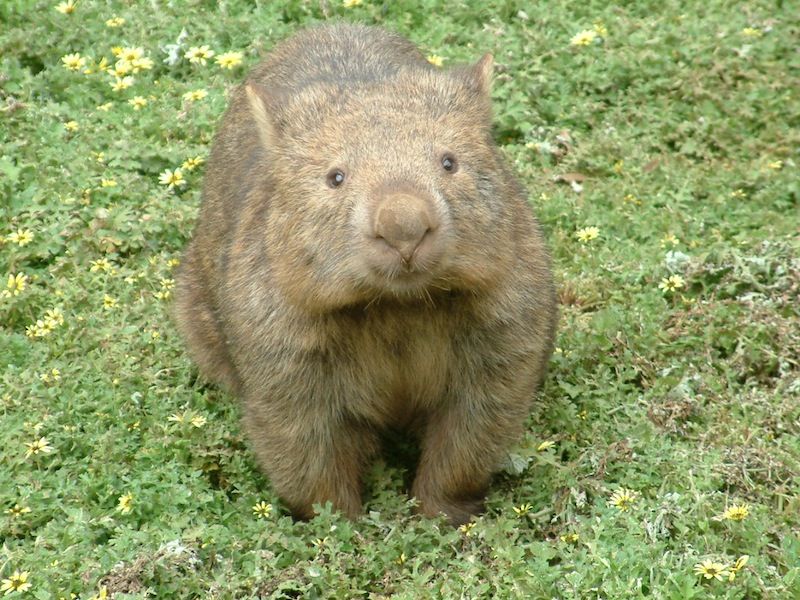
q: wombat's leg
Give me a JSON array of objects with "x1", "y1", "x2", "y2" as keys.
[
  {"x1": 245, "y1": 409, "x2": 379, "y2": 520},
  {"x1": 412, "y1": 388, "x2": 531, "y2": 525},
  {"x1": 174, "y1": 248, "x2": 241, "y2": 393}
]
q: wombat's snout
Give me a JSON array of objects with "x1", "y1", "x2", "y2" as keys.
[{"x1": 372, "y1": 192, "x2": 438, "y2": 265}]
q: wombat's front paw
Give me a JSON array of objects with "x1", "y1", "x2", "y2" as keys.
[{"x1": 414, "y1": 491, "x2": 486, "y2": 526}]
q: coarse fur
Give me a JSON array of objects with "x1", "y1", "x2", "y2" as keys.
[{"x1": 174, "y1": 23, "x2": 557, "y2": 525}]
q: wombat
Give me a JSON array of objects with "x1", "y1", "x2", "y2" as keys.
[{"x1": 174, "y1": 23, "x2": 557, "y2": 525}]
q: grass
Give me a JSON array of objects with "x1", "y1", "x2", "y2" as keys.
[{"x1": 1, "y1": 0, "x2": 798, "y2": 598}]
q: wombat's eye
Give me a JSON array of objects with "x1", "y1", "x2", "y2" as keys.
[
  {"x1": 327, "y1": 169, "x2": 346, "y2": 188},
  {"x1": 441, "y1": 154, "x2": 458, "y2": 173}
]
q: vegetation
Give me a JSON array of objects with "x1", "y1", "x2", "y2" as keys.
[{"x1": 1, "y1": 0, "x2": 797, "y2": 597}]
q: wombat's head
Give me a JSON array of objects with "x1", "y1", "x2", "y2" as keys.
[{"x1": 246, "y1": 55, "x2": 521, "y2": 312}]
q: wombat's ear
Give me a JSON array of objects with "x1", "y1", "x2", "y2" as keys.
[
  {"x1": 245, "y1": 83, "x2": 278, "y2": 150},
  {"x1": 468, "y1": 53, "x2": 494, "y2": 96}
]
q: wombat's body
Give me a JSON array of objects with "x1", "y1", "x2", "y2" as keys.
[{"x1": 175, "y1": 24, "x2": 557, "y2": 524}]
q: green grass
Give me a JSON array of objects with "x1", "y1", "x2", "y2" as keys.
[{"x1": 1, "y1": 0, "x2": 798, "y2": 598}]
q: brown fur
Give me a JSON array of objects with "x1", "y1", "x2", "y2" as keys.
[{"x1": 174, "y1": 24, "x2": 557, "y2": 525}]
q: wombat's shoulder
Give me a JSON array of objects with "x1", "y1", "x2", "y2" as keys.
[{"x1": 248, "y1": 23, "x2": 430, "y2": 92}]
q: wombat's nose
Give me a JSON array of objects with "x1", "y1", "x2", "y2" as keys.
[{"x1": 373, "y1": 193, "x2": 434, "y2": 263}]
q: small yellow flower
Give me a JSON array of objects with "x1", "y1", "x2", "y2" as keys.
[
  {"x1": 26, "y1": 319, "x2": 54, "y2": 338},
  {"x1": 185, "y1": 45, "x2": 215, "y2": 65},
  {"x1": 110, "y1": 76, "x2": 134, "y2": 92},
  {"x1": 167, "y1": 258, "x2": 181, "y2": 268},
  {"x1": 168, "y1": 412, "x2": 185, "y2": 423},
  {"x1": 61, "y1": 52, "x2": 86, "y2": 71},
  {"x1": 113, "y1": 59, "x2": 132, "y2": 76},
  {"x1": 25, "y1": 437, "x2": 54, "y2": 458},
  {"x1": 87, "y1": 586, "x2": 109, "y2": 600},
  {"x1": 158, "y1": 168, "x2": 186, "y2": 189},
  {"x1": 767, "y1": 160, "x2": 783, "y2": 170},
  {"x1": 396, "y1": 552, "x2": 407, "y2": 565},
  {"x1": 5, "y1": 504, "x2": 32, "y2": 517},
  {"x1": 3, "y1": 273, "x2": 27, "y2": 297},
  {"x1": 39, "y1": 368, "x2": 61, "y2": 383},
  {"x1": 609, "y1": 488, "x2": 638, "y2": 512},
  {"x1": 694, "y1": 560, "x2": 730, "y2": 581},
  {"x1": 741, "y1": 27, "x2": 762, "y2": 37},
  {"x1": 102, "y1": 294, "x2": 118, "y2": 309},
  {"x1": 55, "y1": 0, "x2": 76, "y2": 14},
  {"x1": 8, "y1": 228, "x2": 34, "y2": 246},
  {"x1": 0, "y1": 570, "x2": 32, "y2": 594},
  {"x1": 660, "y1": 233, "x2": 679, "y2": 247},
  {"x1": 458, "y1": 522, "x2": 476, "y2": 536},
  {"x1": 216, "y1": 51, "x2": 244, "y2": 70},
  {"x1": 97, "y1": 102, "x2": 113, "y2": 112},
  {"x1": 512, "y1": 503, "x2": 533, "y2": 516},
  {"x1": 190, "y1": 414, "x2": 207, "y2": 428},
  {"x1": 658, "y1": 274, "x2": 685, "y2": 293},
  {"x1": 623, "y1": 193, "x2": 642, "y2": 205},
  {"x1": 44, "y1": 308, "x2": 64, "y2": 327},
  {"x1": 727, "y1": 555, "x2": 749, "y2": 581},
  {"x1": 560, "y1": 533, "x2": 580, "y2": 543},
  {"x1": 720, "y1": 504, "x2": 750, "y2": 521},
  {"x1": 128, "y1": 96, "x2": 147, "y2": 110},
  {"x1": 90, "y1": 257, "x2": 114, "y2": 272},
  {"x1": 117, "y1": 493, "x2": 133, "y2": 514},
  {"x1": 182, "y1": 156, "x2": 204, "y2": 171},
  {"x1": 131, "y1": 57, "x2": 154, "y2": 72},
  {"x1": 343, "y1": 0, "x2": 363, "y2": 6},
  {"x1": 570, "y1": 29, "x2": 599, "y2": 46},
  {"x1": 183, "y1": 89, "x2": 208, "y2": 102},
  {"x1": 64, "y1": 121, "x2": 79, "y2": 132},
  {"x1": 730, "y1": 188, "x2": 746, "y2": 198},
  {"x1": 118, "y1": 47, "x2": 143, "y2": 63},
  {"x1": 94, "y1": 152, "x2": 106, "y2": 163},
  {"x1": 100, "y1": 179, "x2": 117, "y2": 188},
  {"x1": 105, "y1": 16, "x2": 125, "y2": 27},
  {"x1": 593, "y1": 21, "x2": 608, "y2": 37},
  {"x1": 252, "y1": 501, "x2": 273, "y2": 518},
  {"x1": 575, "y1": 226, "x2": 600, "y2": 243},
  {"x1": 536, "y1": 440, "x2": 556, "y2": 451},
  {"x1": 612, "y1": 160, "x2": 624, "y2": 174},
  {"x1": 427, "y1": 55, "x2": 444, "y2": 67}
]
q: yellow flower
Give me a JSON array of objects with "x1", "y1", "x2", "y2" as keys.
[
  {"x1": 623, "y1": 193, "x2": 642, "y2": 205},
  {"x1": 44, "y1": 308, "x2": 64, "y2": 327},
  {"x1": 216, "y1": 51, "x2": 243, "y2": 70},
  {"x1": 117, "y1": 493, "x2": 133, "y2": 514},
  {"x1": 727, "y1": 555, "x2": 749, "y2": 581},
  {"x1": 87, "y1": 586, "x2": 109, "y2": 600},
  {"x1": 458, "y1": 522, "x2": 476, "y2": 536},
  {"x1": 3, "y1": 273, "x2": 27, "y2": 297},
  {"x1": 536, "y1": 440, "x2": 555, "y2": 451},
  {"x1": 105, "y1": 16, "x2": 125, "y2": 27},
  {"x1": 0, "y1": 571, "x2": 32, "y2": 594},
  {"x1": 741, "y1": 27, "x2": 762, "y2": 37},
  {"x1": 111, "y1": 46, "x2": 124, "y2": 57},
  {"x1": 183, "y1": 89, "x2": 208, "y2": 102},
  {"x1": 128, "y1": 96, "x2": 147, "y2": 110},
  {"x1": 185, "y1": 45, "x2": 215, "y2": 65},
  {"x1": 512, "y1": 503, "x2": 533, "y2": 516},
  {"x1": 575, "y1": 226, "x2": 600, "y2": 242},
  {"x1": 168, "y1": 412, "x2": 186, "y2": 423},
  {"x1": 343, "y1": 0, "x2": 363, "y2": 6},
  {"x1": 730, "y1": 188, "x2": 746, "y2": 198},
  {"x1": 593, "y1": 21, "x2": 608, "y2": 37},
  {"x1": 694, "y1": 560, "x2": 730, "y2": 581},
  {"x1": 560, "y1": 533, "x2": 580, "y2": 543},
  {"x1": 100, "y1": 179, "x2": 117, "y2": 188},
  {"x1": 110, "y1": 76, "x2": 134, "y2": 91},
  {"x1": 658, "y1": 274, "x2": 685, "y2": 293},
  {"x1": 55, "y1": 0, "x2": 76, "y2": 14},
  {"x1": 8, "y1": 228, "x2": 34, "y2": 246},
  {"x1": 118, "y1": 47, "x2": 143, "y2": 63},
  {"x1": 660, "y1": 233, "x2": 679, "y2": 247},
  {"x1": 612, "y1": 160, "x2": 624, "y2": 174},
  {"x1": 39, "y1": 368, "x2": 61, "y2": 383},
  {"x1": 25, "y1": 437, "x2": 54, "y2": 458},
  {"x1": 64, "y1": 121, "x2": 79, "y2": 132},
  {"x1": 182, "y1": 156, "x2": 204, "y2": 171},
  {"x1": 5, "y1": 504, "x2": 32, "y2": 517},
  {"x1": 26, "y1": 319, "x2": 54, "y2": 338},
  {"x1": 190, "y1": 414, "x2": 207, "y2": 428},
  {"x1": 252, "y1": 501, "x2": 273, "y2": 518},
  {"x1": 158, "y1": 168, "x2": 186, "y2": 189},
  {"x1": 609, "y1": 488, "x2": 638, "y2": 512},
  {"x1": 132, "y1": 57, "x2": 154, "y2": 72},
  {"x1": 102, "y1": 294, "x2": 118, "y2": 309},
  {"x1": 427, "y1": 54, "x2": 444, "y2": 67},
  {"x1": 720, "y1": 504, "x2": 750, "y2": 521},
  {"x1": 767, "y1": 160, "x2": 783, "y2": 170},
  {"x1": 113, "y1": 59, "x2": 133, "y2": 76},
  {"x1": 96, "y1": 102, "x2": 113, "y2": 112},
  {"x1": 570, "y1": 30, "x2": 599, "y2": 46},
  {"x1": 61, "y1": 52, "x2": 86, "y2": 71},
  {"x1": 396, "y1": 552, "x2": 406, "y2": 565},
  {"x1": 90, "y1": 257, "x2": 114, "y2": 272},
  {"x1": 167, "y1": 258, "x2": 181, "y2": 268}
]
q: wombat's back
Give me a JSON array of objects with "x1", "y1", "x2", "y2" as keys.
[{"x1": 249, "y1": 23, "x2": 429, "y2": 92}]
